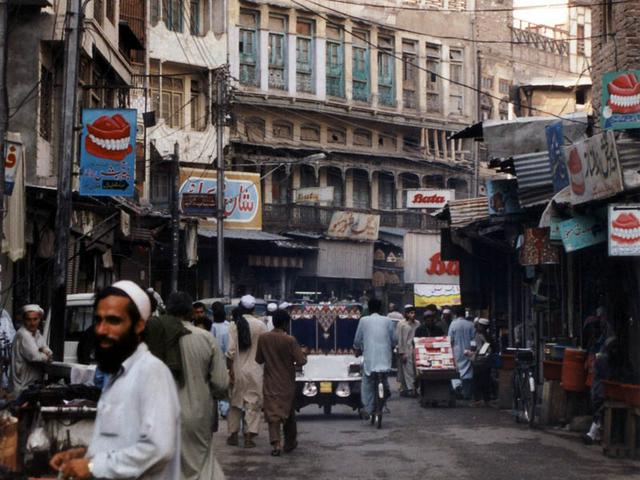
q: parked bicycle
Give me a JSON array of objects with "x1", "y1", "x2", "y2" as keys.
[
  {"x1": 507, "y1": 347, "x2": 536, "y2": 426},
  {"x1": 369, "y1": 371, "x2": 390, "y2": 429}
]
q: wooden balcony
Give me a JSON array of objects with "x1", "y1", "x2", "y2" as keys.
[{"x1": 263, "y1": 204, "x2": 443, "y2": 233}]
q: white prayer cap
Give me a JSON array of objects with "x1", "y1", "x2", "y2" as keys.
[
  {"x1": 112, "y1": 280, "x2": 152, "y2": 322},
  {"x1": 477, "y1": 317, "x2": 490, "y2": 326},
  {"x1": 240, "y1": 294, "x2": 256, "y2": 309},
  {"x1": 22, "y1": 304, "x2": 44, "y2": 316},
  {"x1": 473, "y1": 317, "x2": 480, "y2": 324},
  {"x1": 442, "y1": 308, "x2": 451, "y2": 315},
  {"x1": 267, "y1": 302, "x2": 278, "y2": 313},
  {"x1": 279, "y1": 301, "x2": 291, "y2": 310},
  {"x1": 404, "y1": 304, "x2": 414, "y2": 310}
]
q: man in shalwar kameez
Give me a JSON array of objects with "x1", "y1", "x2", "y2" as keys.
[
  {"x1": 395, "y1": 305, "x2": 419, "y2": 397},
  {"x1": 255, "y1": 309, "x2": 306, "y2": 456},
  {"x1": 226, "y1": 295, "x2": 267, "y2": 448},
  {"x1": 165, "y1": 292, "x2": 229, "y2": 480}
]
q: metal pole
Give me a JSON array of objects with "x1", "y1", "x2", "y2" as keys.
[
  {"x1": 51, "y1": 0, "x2": 82, "y2": 360},
  {"x1": 171, "y1": 142, "x2": 180, "y2": 292},
  {"x1": 0, "y1": 0, "x2": 9, "y2": 308},
  {"x1": 216, "y1": 70, "x2": 225, "y2": 297},
  {"x1": 474, "y1": 49, "x2": 482, "y2": 197}
]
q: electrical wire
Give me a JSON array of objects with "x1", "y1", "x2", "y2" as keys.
[{"x1": 290, "y1": 0, "x2": 589, "y2": 123}]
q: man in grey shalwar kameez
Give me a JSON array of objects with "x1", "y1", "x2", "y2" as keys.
[{"x1": 163, "y1": 293, "x2": 229, "y2": 480}]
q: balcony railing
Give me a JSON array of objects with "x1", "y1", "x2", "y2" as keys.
[{"x1": 263, "y1": 204, "x2": 443, "y2": 232}]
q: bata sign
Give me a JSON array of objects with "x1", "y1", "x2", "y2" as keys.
[
  {"x1": 404, "y1": 233, "x2": 460, "y2": 285},
  {"x1": 406, "y1": 189, "x2": 454, "y2": 209}
]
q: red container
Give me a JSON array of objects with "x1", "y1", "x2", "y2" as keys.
[
  {"x1": 561, "y1": 348, "x2": 588, "y2": 392},
  {"x1": 624, "y1": 384, "x2": 640, "y2": 407},
  {"x1": 603, "y1": 380, "x2": 626, "y2": 402},
  {"x1": 501, "y1": 354, "x2": 514, "y2": 370},
  {"x1": 543, "y1": 360, "x2": 563, "y2": 381}
]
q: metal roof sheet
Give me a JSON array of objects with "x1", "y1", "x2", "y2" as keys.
[
  {"x1": 198, "y1": 229, "x2": 289, "y2": 241},
  {"x1": 447, "y1": 197, "x2": 489, "y2": 228},
  {"x1": 512, "y1": 151, "x2": 553, "y2": 190}
]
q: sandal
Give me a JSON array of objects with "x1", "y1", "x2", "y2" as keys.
[{"x1": 271, "y1": 448, "x2": 282, "y2": 456}]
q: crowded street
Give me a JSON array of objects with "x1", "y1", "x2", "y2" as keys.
[{"x1": 214, "y1": 390, "x2": 639, "y2": 480}]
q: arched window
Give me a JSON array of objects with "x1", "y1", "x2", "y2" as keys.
[
  {"x1": 245, "y1": 117, "x2": 265, "y2": 142},
  {"x1": 328, "y1": 127, "x2": 346, "y2": 145},
  {"x1": 353, "y1": 128, "x2": 372, "y2": 147},
  {"x1": 272, "y1": 120, "x2": 293, "y2": 140},
  {"x1": 300, "y1": 123, "x2": 321, "y2": 142}
]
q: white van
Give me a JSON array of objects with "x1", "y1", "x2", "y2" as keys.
[{"x1": 43, "y1": 293, "x2": 95, "y2": 365}]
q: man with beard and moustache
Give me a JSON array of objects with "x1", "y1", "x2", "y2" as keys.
[
  {"x1": 164, "y1": 292, "x2": 228, "y2": 480},
  {"x1": 50, "y1": 280, "x2": 180, "y2": 480}
]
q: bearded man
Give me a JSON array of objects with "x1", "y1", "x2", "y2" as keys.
[{"x1": 50, "y1": 280, "x2": 181, "y2": 480}]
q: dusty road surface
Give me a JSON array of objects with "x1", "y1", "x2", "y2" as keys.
[{"x1": 213, "y1": 386, "x2": 639, "y2": 480}]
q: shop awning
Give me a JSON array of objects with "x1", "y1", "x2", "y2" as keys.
[
  {"x1": 443, "y1": 197, "x2": 490, "y2": 228},
  {"x1": 450, "y1": 122, "x2": 483, "y2": 140},
  {"x1": 273, "y1": 240, "x2": 318, "y2": 250},
  {"x1": 198, "y1": 229, "x2": 289, "y2": 241}
]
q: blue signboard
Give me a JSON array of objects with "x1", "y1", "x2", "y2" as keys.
[
  {"x1": 79, "y1": 109, "x2": 136, "y2": 197},
  {"x1": 546, "y1": 122, "x2": 569, "y2": 192},
  {"x1": 486, "y1": 179, "x2": 520, "y2": 215},
  {"x1": 602, "y1": 70, "x2": 640, "y2": 130},
  {"x1": 558, "y1": 215, "x2": 606, "y2": 253}
]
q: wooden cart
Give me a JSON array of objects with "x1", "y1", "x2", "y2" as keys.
[{"x1": 414, "y1": 336, "x2": 458, "y2": 408}]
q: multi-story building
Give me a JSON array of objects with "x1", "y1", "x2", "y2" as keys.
[
  {"x1": 226, "y1": 0, "x2": 477, "y2": 301},
  {"x1": 476, "y1": 0, "x2": 592, "y2": 120}
]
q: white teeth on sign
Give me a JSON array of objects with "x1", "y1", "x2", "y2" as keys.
[
  {"x1": 610, "y1": 93, "x2": 640, "y2": 108},
  {"x1": 89, "y1": 134, "x2": 129, "y2": 151}
]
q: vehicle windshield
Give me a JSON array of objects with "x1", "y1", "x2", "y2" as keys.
[{"x1": 65, "y1": 306, "x2": 94, "y2": 342}]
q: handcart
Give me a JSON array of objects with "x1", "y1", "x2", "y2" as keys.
[{"x1": 414, "y1": 336, "x2": 458, "y2": 408}]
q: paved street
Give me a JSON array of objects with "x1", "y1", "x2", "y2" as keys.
[{"x1": 214, "y1": 381, "x2": 639, "y2": 480}]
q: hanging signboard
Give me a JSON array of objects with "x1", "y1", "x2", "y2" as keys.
[
  {"x1": 4, "y1": 139, "x2": 22, "y2": 196},
  {"x1": 546, "y1": 122, "x2": 570, "y2": 193},
  {"x1": 79, "y1": 109, "x2": 136, "y2": 197},
  {"x1": 294, "y1": 186, "x2": 334, "y2": 205},
  {"x1": 563, "y1": 131, "x2": 623, "y2": 205},
  {"x1": 404, "y1": 233, "x2": 460, "y2": 285},
  {"x1": 326, "y1": 211, "x2": 380, "y2": 241},
  {"x1": 558, "y1": 215, "x2": 607, "y2": 252},
  {"x1": 486, "y1": 179, "x2": 520, "y2": 215},
  {"x1": 406, "y1": 189, "x2": 455, "y2": 209},
  {"x1": 519, "y1": 228, "x2": 560, "y2": 265},
  {"x1": 608, "y1": 204, "x2": 640, "y2": 256},
  {"x1": 601, "y1": 71, "x2": 640, "y2": 130},
  {"x1": 179, "y1": 168, "x2": 261, "y2": 230},
  {"x1": 414, "y1": 284, "x2": 461, "y2": 307}
]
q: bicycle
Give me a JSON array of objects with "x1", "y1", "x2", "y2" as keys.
[
  {"x1": 508, "y1": 347, "x2": 536, "y2": 426},
  {"x1": 369, "y1": 371, "x2": 389, "y2": 429}
]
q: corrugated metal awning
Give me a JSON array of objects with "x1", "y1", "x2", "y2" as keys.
[
  {"x1": 316, "y1": 240, "x2": 373, "y2": 279},
  {"x1": 198, "y1": 229, "x2": 289, "y2": 241},
  {"x1": 446, "y1": 197, "x2": 489, "y2": 228},
  {"x1": 273, "y1": 240, "x2": 318, "y2": 250},
  {"x1": 617, "y1": 137, "x2": 640, "y2": 190},
  {"x1": 512, "y1": 151, "x2": 553, "y2": 190}
]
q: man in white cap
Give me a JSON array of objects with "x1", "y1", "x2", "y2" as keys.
[
  {"x1": 465, "y1": 317, "x2": 493, "y2": 407},
  {"x1": 264, "y1": 302, "x2": 277, "y2": 331},
  {"x1": 10, "y1": 304, "x2": 51, "y2": 395},
  {"x1": 50, "y1": 280, "x2": 181, "y2": 480},
  {"x1": 226, "y1": 294, "x2": 267, "y2": 448}
]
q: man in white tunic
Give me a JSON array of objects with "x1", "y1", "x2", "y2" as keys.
[
  {"x1": 226, "y1": 295, "x2": 266, "y2": 448},
  {"x1": 10, "y1": 304, "x2": 51, "y2": 395},
  {"x1": 395, "y1": 305, "x2": 419, "y2": 397},
  {"x1": 50, "y1": 280, "x2": 181, "y2": 480},
  {"x1": 165, "y1": 292, "x2": 228, "y2": 480}
]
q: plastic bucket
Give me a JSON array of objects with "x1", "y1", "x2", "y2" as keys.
[{"x1": 561, "y1": 348, "x2": 588, "y2": 392}]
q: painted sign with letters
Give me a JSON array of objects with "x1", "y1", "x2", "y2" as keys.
[
  {"x1": 608, "y1": 204, "x2": 640, "y2": 256},
  {"x1": 414, "y1": 284, "x2": 461, "y2": 307},
  {"x1": 546, "y1": 122, "x2": 570, "y2": 193},
  {"x1": 558, "y1": 215, "x2": 607, "y2": 252},
  {"x1": 326, "y1": 211, "x2": 380, "y2": 241},
  {"x1": 406, "y1": 189, "x2": 454, "y2": 209},
  {"x1": 80, "y1": 109, "x2": 136, "y2": 197},
  {"x1": 563, "y1": 131, "x2": 623, "y2": 205},
  {"x1": 295, "y1": 187, "x2": 334, "y2": 205},
  {"x1": 404, "y1": 233, "x2": 460, "y2": 285},
  {"x1": 179, "y1": 168, "x2": 262, "y2": 230},
  {"x1": 4, "y1": 139, "x2": 22, "y2": 196},
  {"x1": 602, "y1": 70, "x2": 640, "y2": 130}
]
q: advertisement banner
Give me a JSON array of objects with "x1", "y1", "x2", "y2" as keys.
[
  {"x1": 4, "y1": 140, "x2": 22, "y2": 196},
  {"x1": 406, "y1": 189, "x2": 455, "y2": 209},
  {"x1": 404, "y1": 233, "x2": 460, "y2": 285},
  {"x1": 326, "y1": 211, "x2": 380, "y2": 241},
  {"x1": 79, "y1": 109, "x2": 136, "y2": 197},
  {"x1": 602, "y1": 71, "x2": 640, "y2": 130},
  {"x1": 608, "y1": 204, "x2": 640, "y2": 256},
  {"x1": 558, "y1": 215, "x2": 607, "y2": 252},
  {"x1": 294, "y1": 186, "x2": 334, "y2": 205},
  {"x1": 564, "y1": 131, "x2": 623, "y2": 205},
  {"x1": 414, "y1": 284, "x2": 461, "y2": 307},
  {"x1": 179, "y1": 168, "x2": 262, "y2": 230},
  {"x1": 486, "y1": 179, "x2": 520, "y2": 215},
  {"x1": 546, "y1": 122, "x2": 570, "y2": 193}
]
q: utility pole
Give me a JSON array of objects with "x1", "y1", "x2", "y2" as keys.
[
  {"x1": 215, "y1": 67, "x2": 227, "y2": 298},
  {"x1": 50, "y1": 0, "x2": 82, "y2": 360},
  {"x1": 170, "y1": 141, "x2": 180, "y2": 292},
  {"x1": 0, "y1": 0, "x2": 9, "y2": 304}
]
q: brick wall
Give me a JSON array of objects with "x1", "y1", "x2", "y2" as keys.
[{"x1": 591, "y1": 0, "x2": 640, "y2": 117}]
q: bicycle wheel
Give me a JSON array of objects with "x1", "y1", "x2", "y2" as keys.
[
  {"x1": 512, "y1": 373, "x2": 522, "y2": 423},
  {"x1": 524, "y1": 373, "x2": 536, "y2": 426},
  {"x1": 376, "y1": 411, "x2": 382, "y2": 429}
]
